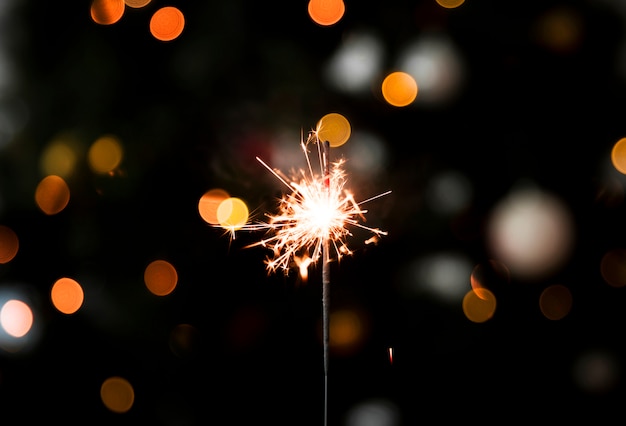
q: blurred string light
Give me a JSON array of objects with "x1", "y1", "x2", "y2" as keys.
[
  {"x1": 381, "y1": 71, "x2": 417, "y2": 107},
  {"x1": 344, "y1": 398, "x2": 401, "y2": 426},
  {"x1": 399, "y1": 252, "x2": 474, "y2": 305},
  {"x1": 100, "y1": 376, "x2": 135, "y2": 414},
  {"x1": 424, "y1": 169, "x2": 472, "y2": 215},
  {"x1": 539, "y1": 284, "x2": 572, "y2": 321},
  {"x1": 88, "y1": 134, "x2": 124, "y2": 175},
  {"x1": 323, "y1": 30, "x2": 385, "y2": 95},
  {"x1": 144, "y1": 259, "x2": 178, "y2": 296},
  {"x1": 600, "y1": 248, "x2": 626, "y2": 288},
  {"x1": 395, "y1": 33, "x2": 465, "y2": 107},
  {"x1": 486, "y1": 186, "x2": 575, "y2": 281},
  {"x1": 197, "y1": 188, "x2": 230, "y2": 225},
  {"x1": 0, "y1": 224, "x2": 18, "y2": 264},
  {"x1": 326, "y1": 307, "x2": 369, "y2": 357},
  {"x1": 34, "y1": 175, "x2": 70, "y2": 215},
  {"x1": 39, "y1": 133, "x2": 82, "y2": 179},
  {"x1": 0, "y1": 285, "x2": 41, "y2": 354},
  {"x1": 90, "y1": 0, "x2": 185, "y2": 41},
  {"x1": 531, "y1": 5, "x2": 584, "y2": 54},
  {"x1": 50, "y1": 277, "x2": 84, "y2": 315},
  {"x1": 308, "y1": 0, "x2": 345, "y2": 27},
  {"x1": 435, "y1": 0, "x2": 465, "y2": 8},
  {"x1": 573, "y1": 349, "x2": 621, "y2": 395},
  {"x1": 323, "y1": 29, "x2": 464, "y2": 108}
]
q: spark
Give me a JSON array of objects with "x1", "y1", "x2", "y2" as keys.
[{"x1": 242, "y1": 130, "x2": 391, "y2": 276}]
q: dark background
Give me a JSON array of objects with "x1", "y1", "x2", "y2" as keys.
[{"x1": 2, "y1": 0, "x2": 626, "y2": 424}]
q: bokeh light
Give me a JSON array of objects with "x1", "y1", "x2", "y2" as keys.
[
  {"x1": 323, "y1": 31, "x2": 384, "y2": 95},
  {"x1": 600, "y1": 248, "x2": 626, "y2": 287},
  {"x1": 316, "y1": 112, "x2": 351, "y2": 147},
  {"x1": 462, "y1": 288, "x2": 497, "y2": 323},
  {"x1": 308, "y1": 0, "x2": 345, "y2": 26},
  {"x1": 610, "y1": 137, "x2": 626, "y2": 174},
  {"x1": 1, "y1": 299, "x2": 33, "y2": 338},
  {"x1": 90, "y1": 0, "x2": 125, "y2": 25},
  {"x1": 125, "y1": 0, "x2": 151, "y2": 8},
  {"x1": 100, "y1": 376, "x2": 135, "y2": 413},
  {"x1": 401, "y1": 252, "x2": 473, "y2": 305},
  {"x1": 150, "y1": 6, "x2": 185, "y2": 42},
  {"x1": 487, "y1": 187, "x2": 574, "y2": 281},
  {"x1": 532, "y1": 6, "x2": 583, "y2": 54},
  {"x1": 51, "y1": 277, "x2": 84, "y2": 315},
  {"x1": 35, "y1": 175, "x2": 70, "y2": 215},
  {"x1": 198, "y1": 188, "x2": 230, "y2": 225},
  {"x1": 217, "y1": 197, "x2": 249, "y2": 232},
  {"x1": 470, "y1": 259, "x2": 511, "y2": 294},
  {"x1": 0, "y1": 224, "x2": 19, "y2": 264},
  {"x1": 345, "y1": 398, "x2": 401, "y2": 426},
  {"x1": 424, "y1": 169, "x2": 472, "y2": 215},
  {"x1": 395, "y1": 34, "x2": 464, "y2": 106},
  {"x1": 539, "y1": 284, "x2": 572, "y2": 320},
  {"x1": 435, "y1": 0, "x2": 465, "y2": 8},
  {"x1": 381, "y1": 71, "x2": 418, "y2": 107},
  {"x1": 573, "y1": 350, "x2": 620, "y2": 394},
  {"x1": 88, "y1": 135, "x2": 123, "y2": 174},
  {"x1": 39, "y1": 134, "x2": 80, "y2": 179},
  {"x1": 144, "y1": 259, "x2": 178, "y2": 296},
  {"x1": 328, "y1": 308, "x2": 368, "y2": 356}
]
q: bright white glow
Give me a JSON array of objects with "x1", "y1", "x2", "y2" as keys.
[
  {"x1": 487, "y1": 187, "x2": 574, "y2": 280},
  {"x1": 396, "y1": 33, "x2": 464, "y2": 105},
  {"x1": 324, "y1": 31, "x2": 385, "y2": 95}
]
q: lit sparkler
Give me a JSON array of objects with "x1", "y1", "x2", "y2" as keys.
[
  {"x1": 244, "y1": 131, "x2": 390, "y2": 274},
  {"x1": 232, "y1": 126, "x2": 390, "y2": 426}
]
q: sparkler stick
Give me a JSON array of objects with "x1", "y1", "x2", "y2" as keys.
[
  {"x1": 223, "y1": 127, "x2": 391, "y2": 425},
  {"x1": 321, "y1": 140, "x2": 330, "y2": 426}
]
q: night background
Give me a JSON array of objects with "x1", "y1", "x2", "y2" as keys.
[{"x1": 2, "y1": 0, "x2": 626, "y2": 424}]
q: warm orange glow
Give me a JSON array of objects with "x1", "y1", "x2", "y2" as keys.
[
  {"x1": 100, "y1": 376, "x2": 134, "y2": 413},
  {"x1": 91, "y1": 0, "x2": 125, "y2": 25},
  {"x1": 308, "y1": 0, "x2": 345, "y2": 26},
  {"x1": 0, "y1": 225, "x2": 19, "y2": 264},
  {"x1": 533, "y1": 7, "x2": 582, "y2": 54},
  {"x1": 470, "y1": 259, "x2": 510, "y2": 295},
  {"x1": 35, "y1": 175, "x2": 70, "y2": 215},
  {"x1": 600, "y1": 248, "x2": 626, "y2": 287},
  {"x1": 198, "y1": 188, "x2": 230, "y2": 225},
  {"x1": 0, "y1": 299, "x2": 33, "y2": 338},
  {"x1": 539, "y1": 284, "x2": 572, "y2": 320},
  {"x1": 125, "y1": 0, "x2": 151, "y2": 8},
  {"x1": 144, "y1": 259, "x2": 178, "y2": 296},
  {"x1": 435, "y1": 0, "x2": 465, "y2": 8},
  {"x1": 316, "y1": 113, "x2": 351, "y2": 148},
  {"x1": 88, "y1": 135, "x2": 123, "y2": 174},
  {"x1": 381, "y1": 71, "x2": 418, "y2": 107},
  {"x1": 40, "y1": 135, "x2": 80, "y2": 179},
  {"x1": 611, "y1": 137, "x2": 626, "y2": 175},
  {"x1": 462, "y1": 288, "x2": 496, "y2": 323},
  {"x1": 51, "y1": 277, "x2": 84, "y2": 315},
  {"x1": 328, "y1": 309, "x2": 367, "y2": 355},
  {"x1": 150, "y1": 6, "x2": 185, "y2": 41},
  {"x1": 217, "y1": 197, "x2": 250, "y2": 234}
]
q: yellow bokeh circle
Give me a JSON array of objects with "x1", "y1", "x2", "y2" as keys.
[
  {"x1": 316, "y1": 113, "x2": 351, "y2": 147},
  {"x1": 217, "y1": 197, "x2": 249, "y2": 230}
]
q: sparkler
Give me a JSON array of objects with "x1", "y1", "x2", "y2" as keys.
[{"x1": 231, "y1": 127, "x2": 390, "y2": 425}]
